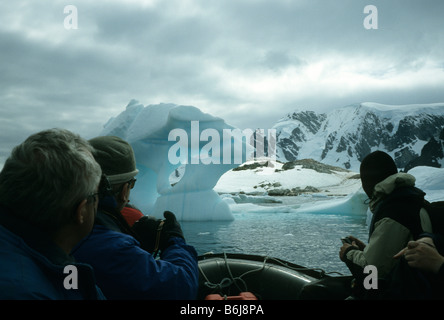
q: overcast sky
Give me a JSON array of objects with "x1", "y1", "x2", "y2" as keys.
[{"x1": 1, "y1": 0, "x2": 444, "y2": 165}]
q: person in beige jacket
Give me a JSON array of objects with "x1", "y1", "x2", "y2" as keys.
[{"x1": 339, "y1": 151, "x2": 432, "y2": 285}]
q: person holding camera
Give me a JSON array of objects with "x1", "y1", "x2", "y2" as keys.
[
  {"x1": 72, "y1": 135, "x2": 198, "y2": 300},
  {"x1": 339, "y1": 151, "x2": 432, "y2": 298}
]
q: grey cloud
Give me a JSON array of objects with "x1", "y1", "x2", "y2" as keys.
[
  {"x1": 0, "y1": 0, "x2": 444, "y2": 164},
  {"x1": 261, "y1": 51, "x2": 306, "y2": 72}
]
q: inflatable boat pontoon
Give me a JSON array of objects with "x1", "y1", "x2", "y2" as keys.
[{"x1": 197, "y1": 252, "x2": 353, "y2": 300}]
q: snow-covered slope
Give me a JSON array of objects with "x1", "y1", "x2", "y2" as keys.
[
  {"x1": 408, "y1": 166, "x2": 444, "y2": 202},
  {"x1": 215, "y1": 158, "x2": 361, "y2": 196},
  {"x1": 215, "y1": 159, "x2": 444, "y2": 218},
  {"x1": 274, "y1": 102, "x2": 444, "y2": 171}
]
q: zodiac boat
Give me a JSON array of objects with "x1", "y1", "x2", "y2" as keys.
[{"x1": 197, "y1": 252, "x2": 353, "y2": 300}]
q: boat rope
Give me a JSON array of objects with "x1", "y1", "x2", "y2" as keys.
[
  {"x1": 199, "y1": 253, "x2": 346, "y2": 294},
  {"x1": 199, "y1": 252, "x2": 269, "y2": 293}
]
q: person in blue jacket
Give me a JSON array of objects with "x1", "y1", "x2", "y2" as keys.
[
  {"x1": 0, "y1": 129, "x2": 104, "y2": 299},
  {"x1": 73, "y1": 136, "x2": 199, "y2": 300}
]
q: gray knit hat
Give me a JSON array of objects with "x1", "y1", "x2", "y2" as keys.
[{"x1": 89, "y1": 136, "x2": 139, "y2": 185}]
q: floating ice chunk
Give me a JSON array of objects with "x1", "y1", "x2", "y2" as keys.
[
  {"x1": 100, "y1": 100, "x2": 252, "y2": 221},
  {"x1": 409, "y1": 166, "x2": 444, "y2": 202},
  {"x1": 296, "y1": 188, "x2": 368, "y2": 215}
]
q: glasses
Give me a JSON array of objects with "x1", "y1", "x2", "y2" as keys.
[
  {"x1": 127, "y1": 178, "x2": 137, "y2": 189},
  {"x1": 115, "y1": 178, "x2": 137, "y2": 195}
]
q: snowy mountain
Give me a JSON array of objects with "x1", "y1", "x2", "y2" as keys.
[{"x1": 273, "y1": 102, "x2": 444, "y2": 171}]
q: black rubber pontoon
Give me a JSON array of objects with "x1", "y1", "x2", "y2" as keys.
[{"x1": 198, "y1": 252, "x2": 353, "y2": 300}]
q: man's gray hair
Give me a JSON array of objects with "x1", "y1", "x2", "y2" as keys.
[{"x1": 0, "y1": 128, "x2": 102, "y2": 234}]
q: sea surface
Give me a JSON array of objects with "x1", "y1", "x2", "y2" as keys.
[{"x1": 182, "y1": 196, "x2": 370, "y2": 276}]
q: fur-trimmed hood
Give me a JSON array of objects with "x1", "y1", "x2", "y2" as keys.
[{"x1": 369, "y1": 172, "x2": 416, "y2": 212}]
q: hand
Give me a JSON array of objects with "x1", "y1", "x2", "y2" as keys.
[
  {"x1": 394, "y1": 237, "x2": 435, "y2": 258},
  {"x1": 132, "y1": 216, "x2": 164, "y2": 254},
  {"x1": 339, "y1": 241, "x2": 360, "y2": 262},
  {"x1": 159, "y1": 211, "x2": 185, "y2": 250},
  {"x1": 347, "y1": 236, "x2": 366, "y2": 250},
  {"x1": 394, "y1": 238, "x2": 444, "y2": 274}
]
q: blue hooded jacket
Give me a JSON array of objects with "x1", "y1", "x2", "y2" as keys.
[
  {"x1": 0, "y1": 205, "x2": 105, "y2": 300},
  {"x1": 72, "y1": 202, "x2": 199, "y2": 300}
]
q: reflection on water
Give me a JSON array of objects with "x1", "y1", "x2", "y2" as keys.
[{"x1": 182, "y1": 210, "x2": 369, "y2": 275}]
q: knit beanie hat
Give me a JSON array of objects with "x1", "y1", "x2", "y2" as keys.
[
  {"x1": 360, "y1": 150, "x2": 398, "y2": 198},
  {"x1": 89, "y1": 136, "x2": 139, "y2": 185}
]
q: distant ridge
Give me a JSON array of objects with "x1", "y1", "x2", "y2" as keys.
[{"x1": 272, "y1": 102, "x2": 444, "y2": 171}]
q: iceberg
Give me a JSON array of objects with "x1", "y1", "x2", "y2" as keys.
[
  {"x1": 100, "y1": 100, "x2": 253, "y2": 221},
  {"x1": 294, "y1": 188, "x2": 369, "y2": 216},
  {"x1": 408, "y1": 166, "x2": 444, "y2": 202}
]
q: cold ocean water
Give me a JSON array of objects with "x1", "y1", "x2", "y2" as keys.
[{"x1": 182, "y1": 196, "x2": 370, "y2": 275}]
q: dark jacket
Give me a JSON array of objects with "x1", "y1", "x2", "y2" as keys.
[
  {"x1": 344, "y1": 173, "x2": 432, "y2": 278},
  {"x1": 343, "y1": 174, "x2": 442, "y2": 299},
  {"x1": 0, "y1": 205, "x2": 105, "y2": 300},
  {"x1": 72, "y1": 202, "x2": 199, "y2": 300}
]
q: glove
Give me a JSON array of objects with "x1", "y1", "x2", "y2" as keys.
[
  {"x1": 159, "y1": 211, "x2": 184, "y2": 251},
  {"x1": 132, "y1": 216, "x2": 164, "y2": 254}
]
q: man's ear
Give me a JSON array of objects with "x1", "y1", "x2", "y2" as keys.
[
  {"x1": 74, "y1": 199, "x2": 88, "y2": 224},
  {"x1": 119, "y1": 183, "x2": 130, "y2": 202}
]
